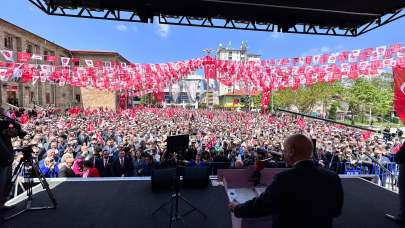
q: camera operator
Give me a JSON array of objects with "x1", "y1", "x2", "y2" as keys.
[{"x1": 0, "y1": 108, "x2": 27, "y2": 216}]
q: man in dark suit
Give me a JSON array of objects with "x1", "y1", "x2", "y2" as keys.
[
  {"x1": 229, "y1": 134, "x2": 344, "y2": 228},
  {"x1": 386, "y1": 143, "x2": 405, "y2": 224},
  {"x1": 111, "y1": 149, "x2": 133, "y2": 177},
  {"x1": 95, "y1": 150, "x2": 113, "y2": 177}
]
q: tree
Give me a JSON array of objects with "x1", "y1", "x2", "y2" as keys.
[{"x1": 328, "y1": 102, "x2": 338, "y2": 120}]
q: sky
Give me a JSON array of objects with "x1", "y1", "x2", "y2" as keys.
[{"x1": 1, "y1": 1, "x2": 405, "y2": 64}]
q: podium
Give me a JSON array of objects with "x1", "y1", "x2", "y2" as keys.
[{"x1": 217, "y1": 167, "x2": 287, "y2": 228}]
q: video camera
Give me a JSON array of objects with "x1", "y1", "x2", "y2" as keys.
[
  {"x1": 14, "y1": 144, "x2": 36, "y2": 161},
  {"x1": 0, "y1": 114, "x2": 27, "y2": 139}
]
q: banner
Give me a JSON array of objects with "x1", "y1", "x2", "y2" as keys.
[{"x1": 393, "y1": 66, "x2": 405, "y2": 124}]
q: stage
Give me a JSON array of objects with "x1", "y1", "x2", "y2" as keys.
[{"x1": 3, "y1": 177, "x2": 402, "y2": 228}]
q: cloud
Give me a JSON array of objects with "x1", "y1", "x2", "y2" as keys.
[
  {"x1": 320, "y1": 46, "x2": 330, "y2": 53},
  {"x1": 271, "y1": 32, "x2": 283, "y2": 39},
  {"x1": 301, "y1": 45, "x2": 345, "y2": 57},
  {"x1": 156, "y1": 24, "x2": 170, "y2": 38},
  {"x1": 335, "y1": 44, "x2": 344, "y2": 51},
  {"x1": 116, "y1": 24, "x2": 128, "y2": 32}
]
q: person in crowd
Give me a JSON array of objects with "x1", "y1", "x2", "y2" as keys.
[
  {"x1": 132, "y1": 150, "x2": 145, "y2": 176},
  {"x1": 111, "y1": 149, "x2": 133, "y2": 177},
  {"x1": 95, "y1": 150, "x2": 113, "y2": 177},
  {"x1": 40, "y1": 157, "x2": 59, "y2": 178},
  {"x1": 229, "y1": 134, "x2": 344, "y2": 228},
  {"x1": 3, "y1": 105, "x2": 403, "y2": 183},
  {"x1": 58, "y1": 157, "x2": 76, "y2": 177},
  {"x1": 138, "y1": 154, "x2": 157, "y2": 176},
  {"x1": 187, "y1": 154, "x2": 207, "y2": 168},
  {"x1": 82, "y1": 159, "x2": 100, "y2": 178}
]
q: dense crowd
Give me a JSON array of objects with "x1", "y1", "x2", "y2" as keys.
[{"x1": 4, "y1": 106, "x2": 404, "y2": 179}]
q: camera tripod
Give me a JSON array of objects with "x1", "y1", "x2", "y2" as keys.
[
  {"x1": 4, "y1": 152, "x2": 57, "y2": 220},
  {"x1": 152, "y1": 153, "x2": 206, "y2": 228}
]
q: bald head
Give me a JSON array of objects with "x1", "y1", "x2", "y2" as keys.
[{"x1": 283, "y1": 134, "x2": 313, "y2": 166}]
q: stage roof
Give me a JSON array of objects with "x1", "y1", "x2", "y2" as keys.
[{"x1": 29, "y1": 0, "x2": 405, "y2": 36}]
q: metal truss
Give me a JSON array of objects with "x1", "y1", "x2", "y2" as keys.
[
  {"x1": 28, "y1": 0, "x2": 405, "y2": 37},
  {"x1": 28, "y1": 0, "x2": 152, "y2": 22},
  {"x1": 159, "y1": 15, "x2": 359, "y2": 37}
]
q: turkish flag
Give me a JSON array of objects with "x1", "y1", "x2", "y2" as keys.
[
  {"x1": 203, "y1": 56, "x2": 217, "y2": 79},
  {"x1": 260, "y1": 90, "x2": 271, "y2": 110},
  {"x1": 393, "y1": 66, "x2": 405, "y2": 124},
  {"x1": 1, "y1": 50, "x2": 14, "y2": 61},
  {"x1": 46, "y1": 55, "x2": 57, "y2": 62},
  {"x1": 17, "y1": 52, "x2": 31, "y2": 62}
]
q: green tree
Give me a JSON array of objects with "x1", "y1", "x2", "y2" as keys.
[{"x1": 328, "y1": 102, "x2": 338, "y2": 120}]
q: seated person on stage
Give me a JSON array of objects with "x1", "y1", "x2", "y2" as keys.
[{"x1": 229, "y1": 134, "x2": 344, "y2": 228}]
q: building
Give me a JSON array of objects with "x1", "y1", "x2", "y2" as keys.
[
  {"x1": 70, "y1": 50, "x2": 130, "y2": 109},
  {"x1": 219, "y1": 89, "x2": 260, "y2": 108},
  {"x1": 0, "y1": 18, "x2": 74, "y2": 109},
  {"x1": 163, "y1": 74, "x2": 206, "y2": 108},
  {"x1": 216, "y1": 42, "x2": 261, "y2": 107},
  {"x1": 0, "y1": 18, "x2": 130, "y2": 110}
]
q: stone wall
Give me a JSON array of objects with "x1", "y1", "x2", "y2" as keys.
[
  {"x1": 0, "y1": 19, "x2": 74, "y2": 108},
  {"x1": 80, "y1": 88, "x2": 117, "y2": 110}
]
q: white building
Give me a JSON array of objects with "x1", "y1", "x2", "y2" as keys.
[
  {"x1": 216, "y1": 42, "x2": 261, "y2": 96},
  {"x1": 163, "y1": 74, "x2": 206, "y2": 107}
]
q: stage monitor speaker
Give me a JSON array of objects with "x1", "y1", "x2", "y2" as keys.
[
  {"x1": 182, "y1": 167, "x2": 209, "y2": 188},
  {"x1": 166, "y1": 135, "x2": 189, "y2": 155},
  {"x1": 151, "y1": 168, "x2": 176, "y2": 190}
]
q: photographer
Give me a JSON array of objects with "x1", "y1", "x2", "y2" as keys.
[{"x1": 0, "y1": 108, "x2": 26, "y2": 216}]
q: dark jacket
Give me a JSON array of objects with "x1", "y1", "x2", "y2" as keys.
[
  {"x1": 395, "y1": 144, "x2": 405, "y2": 164},
  {"x1": 233, "y1": 160, "x2": 344, "y2": 228},
  {"x1": 111, "y1": 156, "x2": 133, "y2": 177},
  {"x1": 58, "y1": 165, "x2": 76, "y2": 177},
  {"x1": 95, "y1": 157, "x2": 113, "y2": 177}
]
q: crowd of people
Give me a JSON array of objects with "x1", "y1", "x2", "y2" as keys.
[{"x1": 4, "y1": 106, "x2": 404, "y2": 179}]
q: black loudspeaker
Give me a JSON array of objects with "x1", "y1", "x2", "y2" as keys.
[
  {"x1": 166, "y1": 135, "x2": 189, "y2": 155},
  {"x1": 182, "y1": 167, "x2": 209, "y2": 188},
  {"x1": 151, "y1": 168, "x2": 176, "y2": 190}
]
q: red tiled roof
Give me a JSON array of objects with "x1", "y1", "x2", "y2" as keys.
[
  {"x1": 70, "y1": 50, "x2": 119, "y2": 55},
  {"x1": 222, "y1": 89, "x2": 261, "y2": 96},
  {"x1": 70, "y1": 50, "x2": 131, "y2": 63}
]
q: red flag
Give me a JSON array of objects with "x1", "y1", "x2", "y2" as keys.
[
  {"x1": 260, "y1": 90, "x2": 271, "y2": 110},
  {"x1": 203, "y1": 56, "x2": 217, "y2": 79},
  {"x1": 296, "y1": 118, "x2": 305, "y2": 128},
  {"x1": 393, "y1": 144, "x2": 403, "y2": 154},
  {"x1": 46, "y1": 55, "x2": 57, "y2": 62},
  {"x1": 19, "y1": 114, "x2": 29, "y2": 124},
  {"x1": 361, "y1": 131, "x2": 373, "y2": 140},
  {"x1": 17, "y1": 52, "x2": 31, "y2": 62},
  {"x1": 393, "y1": 66, "x2": 405, "y2": 124}
]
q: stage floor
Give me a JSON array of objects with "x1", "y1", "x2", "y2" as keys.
[{"x1": 3, "y1": 178, "x2": 403, "y2": 228}]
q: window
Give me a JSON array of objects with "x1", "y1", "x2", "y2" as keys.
[
  {"x1": 228, "y1": 56, "x2": 232, "y2": 60},
  {"x1": 15, "y1": 37, "x2": 22, "y2": 52},
  {"x1": 34, "y1": 45, "x2": 40, "y2": 54},
  {"x1": 26, "y1": 43, "x2": 33, "y2": 54},
  {"x1": 46, "y1": 93, "x2": 51, "y2": 104},
  {"x1": 4, "y1": 34, "x2": 13, "y2": 50},
  {"x1": 43, "y1": 50, "x2": 49, "y2": 61},
  {"x1": 75, "y1": 94, "x2": 81, "y2": 103},
  {"x1": 30, "y1": 91, "x2": 34, "y2": 103}
]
